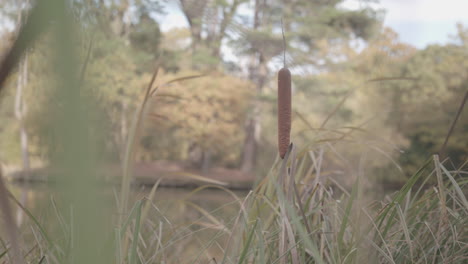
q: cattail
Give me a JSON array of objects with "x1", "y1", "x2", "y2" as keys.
[
  {"x1": 278, "y1": 67, "x2": 291, "y2": 159},
  {"x1": 278, "y1": 19, "x2": 291, "y2": 159}
]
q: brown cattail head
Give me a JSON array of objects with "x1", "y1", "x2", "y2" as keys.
[{"x1": 278, "y1": 67, "x2": 291, "y2": 159}]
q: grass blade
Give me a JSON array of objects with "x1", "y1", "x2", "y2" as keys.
[
  {"x1": 237, "y1": 219, "x2": 258, "y2": 264},
  {"x1": 128, "y1": 200, "x2": 142, "y2": 264},
  {"x1": 439, "y1": 162, "x2": 468, "y2": 210}
]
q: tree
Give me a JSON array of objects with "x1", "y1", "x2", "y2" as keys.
[
  {"x1": 176, "y1": 0, "x2": 380, "y2": 172},
  {"x1": 307, "y1": 25, "x2": 468, "y2": 179},
  {"x1": 178, "y1": 0, "x2": 248, "y2": 69},
  {"x1": 235, "y1": 0, "x2": 381, "y2": 172},
  {"x1": 140, "y1": 70, "x2": 253, "y2": 171},
  {"x1": 387, "y1": 32, "x2": 468, "y2": 171}
]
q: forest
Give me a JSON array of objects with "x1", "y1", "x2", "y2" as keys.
[{"x1": 0, "y1": 0, "x2": 467, "y2": 185}]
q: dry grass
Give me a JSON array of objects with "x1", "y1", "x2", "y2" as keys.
[{"x1": 2, "y1": 150, "x2": 466, "y2": 264}]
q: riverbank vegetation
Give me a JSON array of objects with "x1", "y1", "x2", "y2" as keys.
[{"x1": 3, "y1": 153, "x2": 468, "y2": 263}]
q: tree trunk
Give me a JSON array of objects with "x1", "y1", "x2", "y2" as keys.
[
  {"x1": 110, "y1": 0, "x2": 130, "y2": 39},
  {"x1": 180, "y1": 0, "x2": 241, "y2": 68},
  {"x1": 240, "y1": 54, "x2": 268, "y2": 172},
  {"x1": 240, "y1": 116, "x2": 258, "y2": 172},
  {"x1": 201, "y1": 149, "x2": 211, "y2": 174},
  {"x1": 179, "y1": 0, "x2": 208, "y2": 53},
  {"x1": 240, "y1": 0, "x2": 268, "y2": 173}
]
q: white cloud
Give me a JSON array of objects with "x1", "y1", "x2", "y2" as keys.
[
  {"x1": 380, "y1": 0, "x2": 468, "y2": 22},
  {"x1": 343, "y1": 0, "x2": 468, "y2": 47}
]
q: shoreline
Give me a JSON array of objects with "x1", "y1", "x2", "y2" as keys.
[{"x1": 6, "y1": 161, "x2": 256, "y2": 191}]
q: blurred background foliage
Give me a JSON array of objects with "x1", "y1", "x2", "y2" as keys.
[{"x1": 0, "y1": 0, "x2": 467, "y2": 185}]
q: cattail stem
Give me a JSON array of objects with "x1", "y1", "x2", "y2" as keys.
[{"x1": 281, "y1": 18, "x2": 286, "y2": 68}]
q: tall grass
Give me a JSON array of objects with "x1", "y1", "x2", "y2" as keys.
[
  {"x1": 2, "y1": 148, "x2": 466, "y2": 263},
  {"x1": 215, "y1": 151, "x2": 466, "y2": 264}
]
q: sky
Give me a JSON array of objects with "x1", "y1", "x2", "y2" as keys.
[
  {"x1": 344, "y1": 0, "x2": 468, "y2": 48},
  {"x1": 157, "y1": 0, "x2": 468, "y2": 49}
]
